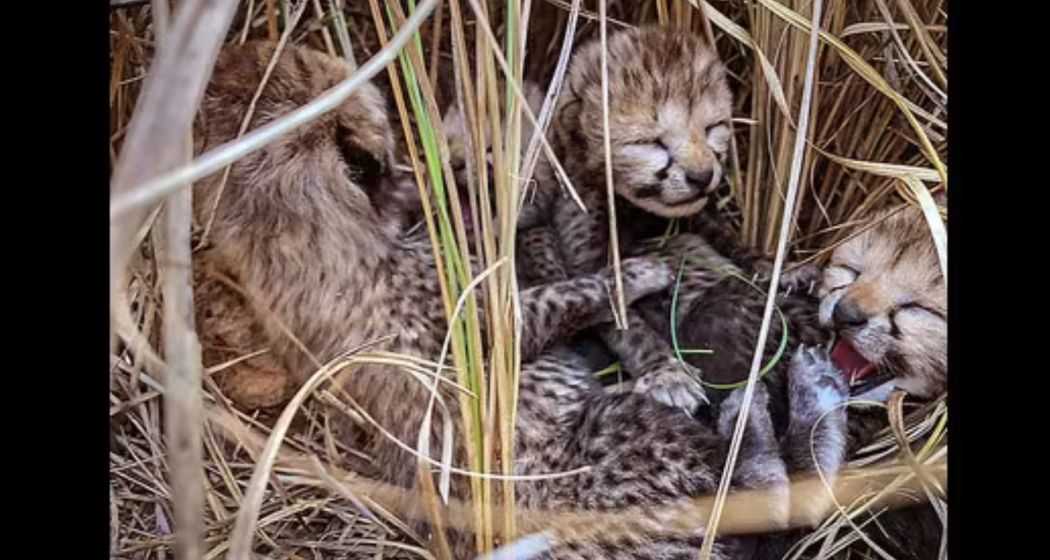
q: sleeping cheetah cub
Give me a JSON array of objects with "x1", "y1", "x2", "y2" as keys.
[
  {"x1": 548, "y1": 27, "x2": 732, "y2": 222},
  {"x1": 811, "y1": 202, "x2": 947, "y2": 560},
  {"x1": 441, "y1": 26, "x2": 734, "y2": 414},
  {"x1": 544, "y1": 25, "x2": 734, "y2": 413},
  {"x1": 633, "y1": 202, "x2": 946, "y2": 414}
]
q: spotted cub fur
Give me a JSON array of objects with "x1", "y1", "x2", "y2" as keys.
[
  {"x1": 515, "y1": 339, "x2": 848, "y2": 559},
  {"x1": 548, "y1": 26, "x2": 733, "y2": 221}
]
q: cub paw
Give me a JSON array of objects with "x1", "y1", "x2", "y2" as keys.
[
  {"x1": 751, "y1": 260, "x2": 821, "y2": 295},
  {"x1": 788, "y1": 345, "x2": 848, "y2": 421},
  {"x1": 779, "y1": 262, "x2": 822, "y2": 295},
  {"x1": 616, "y1": 257, "x2": 675, "y2": 303},
  {"x1": 632, "y1": 359, "x2": 709, "y2": 415}
]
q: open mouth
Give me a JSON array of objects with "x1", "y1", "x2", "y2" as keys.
[{"x1": 830, "y1": 338, "x2": 892, "y2": 395}]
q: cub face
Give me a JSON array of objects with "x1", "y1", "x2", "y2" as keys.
[
  {"x1": 818, "y1": 204, "x2": 947, "y2": 398},
  {"x1": 555, "y1": 26, "x2": 733, "y2": 218}
]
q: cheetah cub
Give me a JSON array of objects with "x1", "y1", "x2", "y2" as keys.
[
  {"x1": 437, "y1": 76, "x2": 844, "y2": 559},
  {"x1": 442, "y1": 26, "x2": 735, "y2": 413},
  {"x1": 819, "y1": 203, "x2": 947, "y2": 401},
  {"x1": 535, "y1": 25, "x2": 734, "y2": 414},
  {"x1": 818, "y1": 202, "x2": 947, "y2": 560}
]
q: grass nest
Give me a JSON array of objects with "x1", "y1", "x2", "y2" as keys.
[{"x1": 109, "y1": 1, "x2": 947, "y2": 558}]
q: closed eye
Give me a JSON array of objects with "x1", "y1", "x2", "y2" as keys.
[
  {"x1": 825, "y1": 263, "x2": 859, "y2": 292},
  {"x1": 705, "y1": 120, "x2": 730, "y2": 134},
  {"x1": 831, "y1": 263, "x2": 861, "y2": 277},
  {"x1": 630, "y1": 138, "x2": 668, "y2": 150},
  {"x1": 898, "y1": 302, "x2": 946, "y2": 320}
]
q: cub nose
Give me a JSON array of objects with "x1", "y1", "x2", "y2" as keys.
[
  {"x1": 832, "y1": 298, "x2": 868, "y2": 328},
  {"x1": 685, "y1": 168, "x2": 714, "y2": 191}
]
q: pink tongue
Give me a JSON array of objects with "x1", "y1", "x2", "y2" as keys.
[{"x1": 831, "y1": 339, "x2": 877, "y2": 383}]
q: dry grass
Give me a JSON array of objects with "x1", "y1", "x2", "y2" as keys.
[{"x1": 109, "y1": 1, "x2": 947, "y2": 558}]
